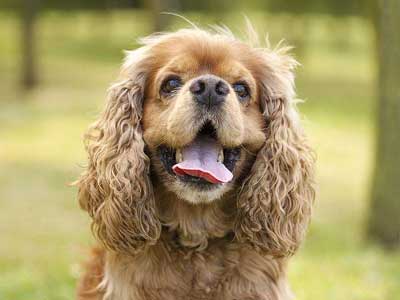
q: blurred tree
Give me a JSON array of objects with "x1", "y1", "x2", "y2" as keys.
[
  {"x1": 21, "y1": 0, "x2": 38, "y2": 90},
  {"x1": 367, "y1": 0, "x2": 400, "y2": 248},
  {"x1": 146, "y1": 0, "x2": 181, "y2": 31}
]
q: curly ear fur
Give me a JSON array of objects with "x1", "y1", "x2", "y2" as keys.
[
  {"x1": 235, "y1": 49, "x2": 315, "y2": 257},
  {"x1": 77, "y1": 74, "x2": 161, "y2": 255}
]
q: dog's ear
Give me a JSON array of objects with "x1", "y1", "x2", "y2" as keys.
[
  {"x1": 76, "y1": 48, "x2": 161, "y2": 255},
  {"x1": 235, "y1": 48, "x2": 315, "y2": 257}
]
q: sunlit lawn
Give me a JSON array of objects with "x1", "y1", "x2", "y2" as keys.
[{"x1": 0, "y1": 11, "x2": 399, "y2": 300}]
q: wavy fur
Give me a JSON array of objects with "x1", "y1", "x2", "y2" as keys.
[
  {"x1": 77, "y1": 76, "x2": 161, "y2": 255},
  {"x1": 235, "y1": 98, "x2": 315, "y2": 257}
]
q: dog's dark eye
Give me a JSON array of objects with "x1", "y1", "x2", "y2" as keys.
[
  {"x1": 232, "y1": 82, "x2": 250, "y2": 100},
  {"x1": 161, "y1": 76, "x2": 182, "y2": 96}
]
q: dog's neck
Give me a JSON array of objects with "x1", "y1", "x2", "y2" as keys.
[{"x1": 154, "y1": 185, "x2": 236, "y2": 250}]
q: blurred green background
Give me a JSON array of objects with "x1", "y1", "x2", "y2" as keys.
[{"x1": 1, "y1": 1, "x2": 399, "y2": 299}]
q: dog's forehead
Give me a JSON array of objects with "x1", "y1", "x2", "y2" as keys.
[
  {"x1": 160, "y1": 54, "x2": 246, "y2": 77},
  {"x1": 152, "y1": 37, "x2": 256, "y2": 82}
]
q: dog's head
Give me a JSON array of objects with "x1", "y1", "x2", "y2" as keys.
[{"x1": 77, "y1": 27, "x2": 315, "y2": 257}]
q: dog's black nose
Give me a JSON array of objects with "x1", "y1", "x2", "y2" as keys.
[{"x1": 189, "y1": 75, "x2": 229, "y2": 108}]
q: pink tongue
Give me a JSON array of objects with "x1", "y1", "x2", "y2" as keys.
[{"x1": 172, "y1": 137, "x2": 233, "y2": 184}]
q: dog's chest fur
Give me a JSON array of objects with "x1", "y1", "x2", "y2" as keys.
[
  {"x1": 101, "y1": 239, "x2": 291, "y2": 300},
  {"x1": 99, "y1": 196, "x2": 292, "y2": 300}
]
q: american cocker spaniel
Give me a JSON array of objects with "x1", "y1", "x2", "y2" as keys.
[{"x1": 76, "y1": 25, "x2": 315, "y2": 300}]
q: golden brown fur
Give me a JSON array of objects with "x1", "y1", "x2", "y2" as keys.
[{"x1": 76, "y1": 26, "x2": 315, "y2": 300}]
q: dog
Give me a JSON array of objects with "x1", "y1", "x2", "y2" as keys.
[{"x1": 76, "y1": 25, "x2": 315, "y2": 300}]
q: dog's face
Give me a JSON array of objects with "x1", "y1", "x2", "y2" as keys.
[
  {"x1": 77, "y1": 28, "x2": 315, "y2": 257},
  {"x1": 142, "y1": 36, "x2": 266, "y2": 203}
]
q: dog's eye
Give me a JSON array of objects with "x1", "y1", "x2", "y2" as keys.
[
  {"x1": 160, "y1": 76, "x2": 182, "y2": 96},
  {"x1": 232, "y1": 82, "x2": 250, "y2": 100}
]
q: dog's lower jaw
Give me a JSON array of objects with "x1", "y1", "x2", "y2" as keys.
[{"x1": 168, "y1": 180, "x2": 232, "y2": 204}]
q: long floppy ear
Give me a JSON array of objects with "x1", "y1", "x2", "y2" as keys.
[
  {"x1": 235, "y1": 48, "x2": 315, "y2": 257},
  {"x1": 76, "y1": 54, "x2": 161, "y2": 255}
]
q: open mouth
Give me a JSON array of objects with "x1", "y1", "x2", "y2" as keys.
[{"x1": 157, "y1": 122, "x2": 241, "y2": 189}]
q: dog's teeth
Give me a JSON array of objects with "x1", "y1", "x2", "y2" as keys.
[
  {"x1": 176, "y1": 149, "x2": 183, "y2": 163},
  {"x1": 218, "y1": 149, "x2": 224, "y2": 163}
]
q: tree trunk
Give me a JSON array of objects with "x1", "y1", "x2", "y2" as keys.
[
  {"x1": 147, "y1": 0, "x2": 180, "y2": 32},
  {"x1": 21, "y1": 0, "x2": 38, "y2": 90},
  {"x1": 367, "y1": 0, "x2": 400, "y2": 248}
]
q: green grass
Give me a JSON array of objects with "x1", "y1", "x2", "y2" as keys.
[{"x1": 0, "y1": 10, "x2": 399, "y2": 300}]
